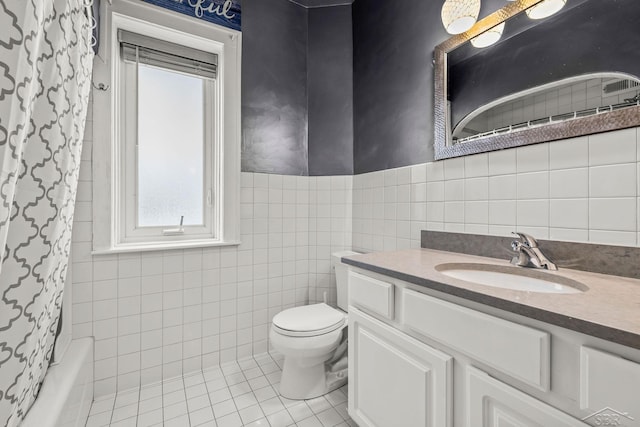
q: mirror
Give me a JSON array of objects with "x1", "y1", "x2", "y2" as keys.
[{"x1": 434, "y1": 0, "x2": 640, "y2": 160}]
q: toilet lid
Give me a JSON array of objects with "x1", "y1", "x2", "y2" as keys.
[{"x1": 273, "y1": 303, "x2": 346, "y2": 337}]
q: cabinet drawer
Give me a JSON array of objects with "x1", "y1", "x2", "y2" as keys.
[
  {"x1": 467, "y1": 367, "x2": 585, "y2": 426},
  {"x1": 580, "y1": 347, "x2": 640, "y2": 426},
  {"x1": 349, "y1": 271, "x2": 394, "y2": 320},
  {"x1": 403, "y1": 288, "x2": 550, "y2": 391}
]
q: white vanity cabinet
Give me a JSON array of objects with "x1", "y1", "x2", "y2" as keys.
[
  {"x1": 348, "y1": 307, "x2": 452, "y2": 427},
  {"x1": 347, "y1": 267, "x2": 640, "y2": 427}
]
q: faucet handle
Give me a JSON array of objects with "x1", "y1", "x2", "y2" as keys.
[
  {"x1": 510, "y1": 239, "x2": 521, "y2": 252},
  {"x1": 511, "y1": 231, "x2": 539, "y2": 248}
]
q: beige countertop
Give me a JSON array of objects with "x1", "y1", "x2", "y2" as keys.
[{"x1": 343, "y1": 248, "x2": 640, "y2": 350}]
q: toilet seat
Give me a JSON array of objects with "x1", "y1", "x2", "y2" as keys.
[{"x1": 272, "y1": 303, "x2": 346, "y2": 338}]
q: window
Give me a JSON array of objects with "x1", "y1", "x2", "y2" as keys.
[
  {"x1": 135, "y1": 64, "x2": 208, "y2": 229},
  {"x1": 119, "y1": 30, "x2": 217, "y2": 242},
  {"x1": 93, "y1": 3, "x2": 240, "y2": 253}
]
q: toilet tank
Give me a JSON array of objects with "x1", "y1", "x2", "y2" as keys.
[{"x1": 332, "y1": 251, "x2": 361, "y2": 311}]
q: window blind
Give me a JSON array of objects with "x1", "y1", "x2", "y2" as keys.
[{"x1": 118, "y1": 29, "x2": 217, "y2": 79}]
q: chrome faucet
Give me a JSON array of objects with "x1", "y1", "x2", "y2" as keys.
[{"x1": 510, "y1": 232, "x2": 557, "y2": 271}]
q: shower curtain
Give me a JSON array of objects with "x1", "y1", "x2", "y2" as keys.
[{"x1": 0, "y1": 0, "x2": 94, "y2": 425}]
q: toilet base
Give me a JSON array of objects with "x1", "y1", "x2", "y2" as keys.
[{"x1": 279, "y1": 356, "x2": 347, "y2": 400}]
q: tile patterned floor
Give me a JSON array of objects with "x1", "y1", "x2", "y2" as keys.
[{"x1": 86, "y1": 353, "x2": 357, "y2": 427}]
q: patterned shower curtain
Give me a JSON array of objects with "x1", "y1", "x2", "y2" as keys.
[{"x1": 0, "y1": 0, "x2": 94, "y2": 425}]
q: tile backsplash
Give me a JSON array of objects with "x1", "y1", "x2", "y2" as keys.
[{"x1": 353, "y1": 127, "x2": 640, "y2": 252}]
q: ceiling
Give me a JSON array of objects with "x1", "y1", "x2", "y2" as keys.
[{"x1": 289, "y1": 0, "x2": 354, "y2": 8}]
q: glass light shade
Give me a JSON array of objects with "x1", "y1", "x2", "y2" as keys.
[
  {"x1": 526, "y1": 0, "x2": 567, "y2": 19},
  {"x1": 471, "y1": 22, "x2": 505, "y2": 48},
  {"x1": 441, "y1": 0, "x2": 482, "y2": 35}
]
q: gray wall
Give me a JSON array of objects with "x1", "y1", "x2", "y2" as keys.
[
  {"x1": 242, "y1": 0, "x2": 309, "y2": 175},
  {"x1": 242, "y1": 0, "x2": 353, "y2": 176},
  {"x1": 244, "y1": 0, "x2": 507, "y2": 175},
  {"x1": 352, "y1": 0, "x2": 504, "y2": 174},
  {"x1": 308, "y1": 5, "x2": 353, "y2": 176}
]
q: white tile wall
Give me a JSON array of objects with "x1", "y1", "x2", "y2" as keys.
[
  {"x1": 353, "y1": 128, "x2": 640, "y2": 252},
  {"x1": 72, "y1": 102, "x2": 352, "y2": 398},
  {"x1": 74, "y1": 95, "x2": 639, "y2": 400},
  {"x1": 351, "y1": 164, "x2": 427, "y2": 252}
]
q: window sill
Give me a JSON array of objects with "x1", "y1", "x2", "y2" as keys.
[{"x1": 91, "y1": 238, "x2": 241, "y2": 255}]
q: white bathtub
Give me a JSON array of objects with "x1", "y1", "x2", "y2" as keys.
[{"x1": 22, "y1": 338, "x2": 94, "y2": 427}]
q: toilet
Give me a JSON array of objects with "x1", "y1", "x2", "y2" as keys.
[{"x1": 269, "y1": 250, "x2": 359, "y2": 400}]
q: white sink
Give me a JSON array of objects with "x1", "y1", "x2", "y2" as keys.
[{"x1": 436, "y1": 263, "x2": 587, "y2": 294}]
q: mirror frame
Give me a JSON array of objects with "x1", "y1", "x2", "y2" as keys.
[{"x1": 434, "y1": 0, "x2": 640, "y2": 160}]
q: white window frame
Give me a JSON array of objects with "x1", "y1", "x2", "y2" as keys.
[
  {"x1": 120, "y1": 56, "x2": 216, "y2": 242},
  {"x1": 92, "y1": 0, "x2": 241, "y2": 253}
]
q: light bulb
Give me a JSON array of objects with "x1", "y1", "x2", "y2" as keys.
[
  {"x1": 471, "y1": 22, "x2": 505, "y2": 48},
  {"x1": 441, "y1": 0, "x2": 482, "y2": 35},
  {"x1": 526, "y1": 0, "x2": 567, "y2": 19}
]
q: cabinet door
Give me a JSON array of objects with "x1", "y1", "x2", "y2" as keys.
[
  {"x1": 348, "y1": 307, "x2": 452, "y2": 427},
  {"x1": 467, "y1": 367, "x2": 587, "y2": 427},
  {"x1": 580, "y1": 347, "x2": 640, "y2": 427}
]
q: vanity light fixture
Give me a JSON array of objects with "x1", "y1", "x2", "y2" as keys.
[
  {"x1": 525, "y1": 0, "x2": 566, "y2": 19},
  {"x1": 470, "y1": 22, "x2": 505, "y2": 48},
  {"x1": 441, "y1": 0, "x2": 482, "y2": 35}
]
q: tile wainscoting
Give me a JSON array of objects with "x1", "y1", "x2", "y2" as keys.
[
  {"x1": 71, "y1": 102, "x2": 353, "y2": 397},
  {"x1": 73, "y1": 108, "x2": 639, "y2": 399},
  {"x1": 353, "y1": 127, "x2": 640, "y2": 253},
  {"x1": 72, "y1": 169, "x2": 352, "y2": 397}
]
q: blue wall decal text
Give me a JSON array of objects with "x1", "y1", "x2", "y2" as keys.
[{"x1": 141, "y1": 0, "x2": 241, "y2": 31}]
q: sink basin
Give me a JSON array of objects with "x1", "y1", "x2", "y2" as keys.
[{"x1": 435, "y1": 263, "x2": 588, "y2": 294}]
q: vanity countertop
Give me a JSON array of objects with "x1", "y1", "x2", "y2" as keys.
[{"x1": 343, "y1": 248, "x2": 640, "y2": 350}]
